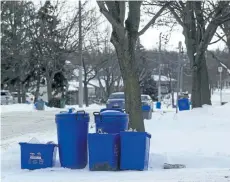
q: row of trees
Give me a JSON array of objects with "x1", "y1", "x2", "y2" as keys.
[
  {"x1": 1, "y1": 0, "x2": 99, "y2": 102},
  {"x1": 1, "y1": 1, "x2": 230, "y2": 132},
  {"x1": 97, "y1": 1, "x2": 230, "y2": 131}
]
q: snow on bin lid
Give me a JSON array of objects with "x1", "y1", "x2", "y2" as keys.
[
  {"x1": 55, "y1": 110, "x2": 89, "y2": 117},
  {"x1": 100, "y1": 110, "x2": 127, "y2": 116}
]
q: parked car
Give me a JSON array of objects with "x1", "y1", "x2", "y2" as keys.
[
  {"x1": 141, "y1": 94, "x2": 154, "y2": 111},
  {"x1": 1, "y1": 90, "x2": 13, "y2": 105},
  {"x1": 106, "y1": 92, "x2": 153, "y2": 111},
  {"x1": 106, "y1": 92, "x2": 125, "y2": 109}
]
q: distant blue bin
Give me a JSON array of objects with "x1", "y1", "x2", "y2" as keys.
[
  {"x1": 178, "y1": 98, "x2": 190, "y2": 111},
  {"x1": 55, "y1": 110, "x2": 89, "y2": 169},
  {"x1": 34, "y1": 100, "x2": 45, "y2": 110},
  {"x1": 94, "y1": 110, "x2": 129, "y2": 134},
  {"x1": 19, "y1": 142, "x2": 57, "y2": 170},
  {"x1": 120, "y1": 131, "x2": 151, "y2": 171},
  {"x1": 142, "y1": 105, "x2": 152, "y2": 120},
  {"x1": 88, "y1": 133, "x2": 120, "y2": 171},
  {"x1": 156, "y1": 102, "x2": 161, "y2": 109}
]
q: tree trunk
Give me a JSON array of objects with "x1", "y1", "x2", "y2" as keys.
[
  {"x1": 112, "y1": 36, "x2": 145, "y2": 132},
  {"x1": 46, "y1": 79, "x2": 52, "y2": 101},
  {"x1": 34, "y1": 75, "x2": 41, "y2": 102},
  {"x1": 21, "y1": 83, "x2": 26, "y2": 103},
  {"x1": 84, "y1": 82, "x2": 89, "y2": 107},
  {"x1": 200, "y1": 56, "x2": 211, "y2": 105},
  {"x1": 123, "y1": 72, "x2": 144, "y2": 131},
  {"x1": 191, "y1": 66, "x2": 202, "y2": 108},
  {"x1": 17, "y1": 82, "x2": 21, "y2": 103}
]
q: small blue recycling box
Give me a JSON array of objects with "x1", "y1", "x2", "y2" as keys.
[
  {"x1": 120, "y1": 131, "x2": 151, "y2": 171},
  {"x1": 19, "y1": 142, "x2": 57, "y2": 170},
  {"x1": 94, "y1": 109, "x2": 128, "y2": 134},
  {"x1": 156, "y1": 102, "x2": 161, "y2": 109},
  {"x1": 55, "y1": 109, "x2": 89, "y2": 169},
  {"x1": 88, "y1": 133, "x2": 120, "y2": 171},
  {"x1": 178, "y1": 98, "x2": 190, "y2": 111},
  {"x1": 142, "y1": 105, "x2": 152, "y2": 120}
]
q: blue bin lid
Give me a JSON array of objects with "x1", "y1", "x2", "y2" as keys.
[
  {"x1": 100, "y1": 110, "x2": 128, "y2": 117},
  {"x1": 55, "y1": 110, "x2": 89, "y2": 117}
]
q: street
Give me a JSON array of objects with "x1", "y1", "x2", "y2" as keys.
[{"x1": 1, "y1": 109, "x2": 96, "y2": 141}]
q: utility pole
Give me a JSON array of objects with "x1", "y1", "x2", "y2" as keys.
[
  {"x1": 218, "y1": 66, "x2": 223, "y2": 105},
  {"x1": 176, "y1": 41, "x2": 182, "y2": 113},
  {"x1": 179, "y1": 47, "x2": 184, "y2": 93},
  {"x1": 158, "y1": 32, "x2": 162, "y2": 102},
  {"x1": 78, "y1": 0, "x2": 83, "y2": 108}
]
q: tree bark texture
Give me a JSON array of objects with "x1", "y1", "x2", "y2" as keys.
[
  {"x1": 34, "y1": 74, "x2": 41, "y2": 102},
  {"x1": 84, "y1": 82, "x2": 89, "y2": 107},
  {"x1": 111, "y1": 30, "x2": 145, "y2": 132},
  {"x1": 46, "y1": 79, "x2": 52, "y2": 101}
]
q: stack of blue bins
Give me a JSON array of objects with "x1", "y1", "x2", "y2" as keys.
[
  {"x1": 89, "y1": 108, "x2": 151, "y2": 171},
  {"x1": 88, "y1": 109, "x2": 128, "y2": 171}
]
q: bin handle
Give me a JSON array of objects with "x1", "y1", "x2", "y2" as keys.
[
  {"x1": 77, "y1": 110, "x2": 85, "y2": 115},
  {"x1": 93, "y1": 112, "x2": 100, "y2": 116},
  {"x1": 59, "y1": 111, "x2": 67, "y2": 113}
]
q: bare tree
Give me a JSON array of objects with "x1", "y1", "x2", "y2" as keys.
[
  {"x1": 97, "y1": 1, "x2": 169, "y2": 131},
  {"x1": 168, "y1": 1, "x2": 230, "y2": 107},
  {"x1": 1, "y1": 1, "x2": 36, "y2": 102}
]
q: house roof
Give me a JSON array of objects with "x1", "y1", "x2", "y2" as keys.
[{"x1": 152, "y1": 75, "x2": 176, "y2": 82}]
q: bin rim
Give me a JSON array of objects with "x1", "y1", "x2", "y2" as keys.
[
  {"x1": 19, "y1": 142, "x2": 58, "y2": 147},
  {"x1": 100, "y1": 110, "x2": 128, "y2": 116},
  {"x1": 120, "y1": 131, "x2": 151, "y2": 138},
  {"x1": 55, "y1": 110, "x2": 89, "y2": 117}
]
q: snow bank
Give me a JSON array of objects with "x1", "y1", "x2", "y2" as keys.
[{"x1": 0, "y1": 103, "x2": 104, "y2": 113}]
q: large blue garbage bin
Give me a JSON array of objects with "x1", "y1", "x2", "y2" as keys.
[
  {"x1": 55, "y1": 110, "x2": 89, "y2": 169},
  {"x1": 93, "y1": 110, "x2": 129, "y2": 134},
  {"x1": 88, "y1": 133, "x2": 120, "y2": 171},
  {"x1": 178, "y1": 98, "x2": 190, "y2": 111},
  {"x1": 120, "y1": 131, "x2": 151, "y2": 171},
  {"x1": 156, "y1": 102, "x2": 161, "y2": 109},
  {"x1": 142, "y1": 105, "x2": 152, "y2": 120}
]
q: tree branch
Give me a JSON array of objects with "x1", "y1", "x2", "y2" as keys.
[
  {"x1": 97, "y1": 1, "x2": 123, "y2": 31},
  {"x1": 209, "y1": 34, "x2": 226, "y2": 45},
  {"x1": 138, "y1": 2, "x2": 170, "y2": 36}
]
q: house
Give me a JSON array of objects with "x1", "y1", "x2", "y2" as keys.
[{"x1": 152, "y1": 75, "x2": 177, "y2": 94}]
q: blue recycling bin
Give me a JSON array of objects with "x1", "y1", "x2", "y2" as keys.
[
  {"x1": 55, "y1": 110, "x2": 89, "y2": 169},
  {"x1": 19, "y1": 142, "x2": 57, "y2": 170},
  {"x1": 120, "y1": 131, "x2": 151, "y2": 171},
  {"x1": 156, "y1": 102, "x2": 161, "y2": 109},
  {"x1": 142, "y1": 105, "x2": 152, "y2": 120},
  {"x1": 88, "y1": 133, "x2": 120, "y2": 171},
  {"x1": 100, "y1": 108, "x2": 125, "y2": 113},
  {"x1": 34, "y1": 100, "x2": 45, "y2": 110},
  {"x1": 93, "y1": 110, "x2": 129, "y2": 134},
  {"x1": 178, "y1": 98, "x2": 190, "y2": 111}
]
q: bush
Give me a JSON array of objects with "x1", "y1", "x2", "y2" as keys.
[{"x1": 48, "y1": 97, "x2": 66, "y2": 108}]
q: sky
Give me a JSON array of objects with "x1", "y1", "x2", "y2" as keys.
[
  {"x1": 33, "y1": 0, "x2": 227, "y2": 52},
  {"x1": 85, "y1": 0, "x2": 227, "y2": 52}
]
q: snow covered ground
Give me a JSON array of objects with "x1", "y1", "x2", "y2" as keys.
[{"x1": 1, "y1": 91, "x2": 230, "y2": 182}]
